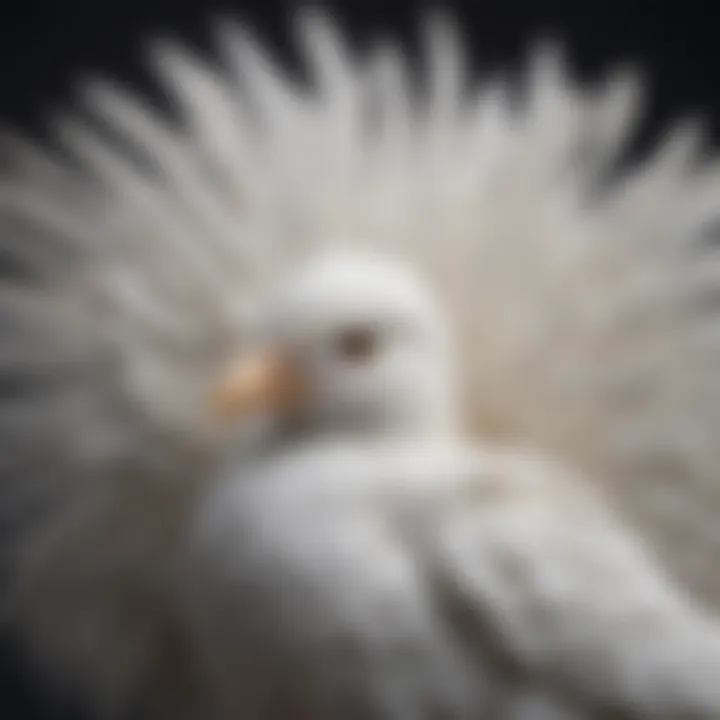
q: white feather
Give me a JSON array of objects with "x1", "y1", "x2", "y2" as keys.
[{"x1": 3, "y1": 11, "x2": 720, "y2": 718}]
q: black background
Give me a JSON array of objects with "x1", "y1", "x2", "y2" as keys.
[{"x1": 1, "y1": 1, "x2": 719, "y2": 717}]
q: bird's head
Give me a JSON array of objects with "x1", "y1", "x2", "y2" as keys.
[{"x1": 210, "y1": 250, "x2": 457, "y2": 440}]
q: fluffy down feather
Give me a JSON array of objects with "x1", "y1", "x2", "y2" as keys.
[{"x1": 2, "y1": 9, "x2": 720, "y2": 717}]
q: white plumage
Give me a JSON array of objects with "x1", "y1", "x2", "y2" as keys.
[
  {"x1": 181, "y1": 251, "x2": 720, "y2": 719},
  {"x1": 3, "y1": 9, "x2": 720, "y2": 718}
]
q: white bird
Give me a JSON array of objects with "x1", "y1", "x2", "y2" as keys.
[
  {"x1": 179, "y1": 250, "x2": 720, "y2": 719},
  {"x1": 3, "y1": 8, "x2": 720, "y2": 719}
]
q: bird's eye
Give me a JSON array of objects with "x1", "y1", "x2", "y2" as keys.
[{"x1": 334, "y1": 325, "x2": 381, "y2": 363}]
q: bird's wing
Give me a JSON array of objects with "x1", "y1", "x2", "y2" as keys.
[
  {"x1": 179, "y1": 444, "x2": 720, "y2": 720},
  {"x1": 426, "y1": 450, "x2": 720, "y2": 719}
]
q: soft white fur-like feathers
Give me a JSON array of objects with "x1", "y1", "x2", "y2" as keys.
[
  {"x1": 184, "y1": 442, "x2": 720, "y2": 719},
  {"x1": 3, "y1": 9, "x2": 720, "y2": 717}
]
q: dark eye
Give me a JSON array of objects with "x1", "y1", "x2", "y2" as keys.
[{"x1": 334, "y1": 325, "x2": 381, "y2": 362}]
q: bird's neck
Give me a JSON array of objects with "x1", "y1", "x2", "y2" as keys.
[{"x1": 272, "y1": 412, "x2": 458, "y2": 449}]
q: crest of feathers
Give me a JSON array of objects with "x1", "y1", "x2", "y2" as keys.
[{"x1": 2, "y1": 7, "x2": 720, "y2": 714}]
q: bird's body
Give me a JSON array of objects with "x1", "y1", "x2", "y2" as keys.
[
  {"x1": 4, "y1": 9, "x2": 720, "y2": 719},
  {"x1": 183, "y1": 439, "x2": 720, "y2": 719}
]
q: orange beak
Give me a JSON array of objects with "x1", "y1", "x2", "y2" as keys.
[{"x1": 210, "y1": 349, "x2": 306, "y2": 422}]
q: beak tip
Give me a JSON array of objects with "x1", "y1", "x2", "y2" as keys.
[{"x1": 208, "y1": 349, "x2": 303, "y2": 424}]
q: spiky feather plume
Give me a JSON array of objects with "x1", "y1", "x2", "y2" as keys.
[{"x1": 3, "y1": 8, "x2": 720, "y2": 716}]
